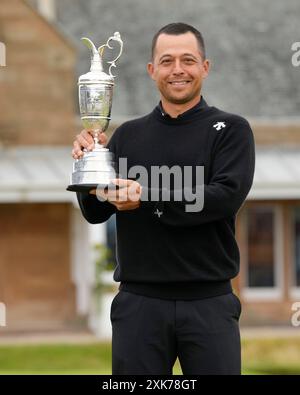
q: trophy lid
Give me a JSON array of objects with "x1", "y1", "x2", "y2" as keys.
[{"x1": 78, "y1": 33, "x2": 123, "y2": 85}]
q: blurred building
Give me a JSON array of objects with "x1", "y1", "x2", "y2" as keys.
[
  {"x1": 236, "y1": 125, "x2": 300, "y2": 326},
  {"x1": 0, "y1": 0, "x2": 299, "y2": 336},
  {"x1": 0, "y1": 0, "x2": 107, "y2": 334}
]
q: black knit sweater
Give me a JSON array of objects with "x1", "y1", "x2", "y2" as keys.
[{"x1": 77, "y1": 97, "x2": 255, "y2": 300}]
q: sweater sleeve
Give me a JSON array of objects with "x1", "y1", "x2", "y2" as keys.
[
  {"x1": 141, "y1": 120, "x2": 255, "y2": 227},
  {"x1": 76, "y1": 192, "x2": 116, "y2": 224},
  {"x1": 76, "y1": 129, "x2": 119, "y2": 224}
]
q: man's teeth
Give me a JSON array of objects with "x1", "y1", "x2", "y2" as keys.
[{"x1": 170, "y1": 81, "x2": 189, "y2": 85}]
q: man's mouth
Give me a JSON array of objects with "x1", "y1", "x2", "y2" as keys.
[{"x1": 168, "y1": 80, "x2": 191, "y2": 86}]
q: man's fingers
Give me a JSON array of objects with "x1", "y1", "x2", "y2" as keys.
[
  {"x1": 112, "y1": 179, "x2": 140, "y2": 191},
  {"x1": 83, "y1": 129, "x2": 108, "y2": 147},
  {"x1": 111, "y1": 178, "x2": 132, "y2": 187},
  {"x1": 72, "y1": 130, "x2": 108, "y2": 159},
  {"x1": 108, "y1": 179, "x2": 142, "y2": 202},
  {"x1": 74, "y1": 129, "x2": 95, "y2": 153},
  {"x1": 89, "y1": 184, "x2": 141, "y2": 211},
  {"x1": 72, "y1": 140, "x2": 84, "y2": 159},
  {"x1": 105, "y1": 189, "x2": 141, "y2": 203},
  {"x1": 76, "y1": 133, "x2": 93, "y2": 151},
  {"x1": 98, "y1": 132, "x2": 108, "y2": 146},
  {"x1": 81, "y1": 129, "x2": 95, "y2": 145}
]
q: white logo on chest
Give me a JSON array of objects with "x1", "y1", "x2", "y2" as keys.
[{"x1": 213, "y1": 121, "x2": 226, "y2": 131}]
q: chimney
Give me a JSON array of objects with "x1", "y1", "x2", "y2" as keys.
[{"x1": 36, "y1": 0, "x2": 56, "y2": 22}]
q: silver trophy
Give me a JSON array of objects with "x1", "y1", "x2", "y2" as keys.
[{"x1": 67, "y1": 32, "x2": 123, "y2": 192}]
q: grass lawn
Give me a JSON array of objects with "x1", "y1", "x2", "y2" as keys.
[
  {"x1": 241, "y1": 337, "x2": 300, "y2": 375},
  {"x1": 0, "y1": 337, "x2": 299, "y2": 375}
]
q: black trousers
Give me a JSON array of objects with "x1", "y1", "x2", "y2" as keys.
[{"x1": 110, "y1": 291, "x2": 242, "y2": 375}]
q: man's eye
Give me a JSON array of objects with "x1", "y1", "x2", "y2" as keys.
[
  {"x1": 183, "y1": 59, "x2": 195, "y2": 64},
  {"x1": 161, "y1": 59, "x2": 172, "y2": 64}
]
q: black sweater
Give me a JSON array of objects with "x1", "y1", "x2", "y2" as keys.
[{"x1": 77, "y1": 97, "x2": 255, "y2": 300}]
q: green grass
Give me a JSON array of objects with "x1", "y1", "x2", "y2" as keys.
[
  {"x1": 241, "y1": 337, "x2": 300, "y2": 375},
  {"x1": 0, "y1": 338, "x2": 299, "y2": 375},
  {"x1": 0, "y1": 343, "x2": 112, "y2": 375}
]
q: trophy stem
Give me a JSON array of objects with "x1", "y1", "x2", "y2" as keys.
[{"x1": 94, "y1": 129, "x2": 103, "y2": 149}]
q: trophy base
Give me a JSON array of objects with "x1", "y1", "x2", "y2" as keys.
[
  {"x1": 67, "y1": 183, "x2": 119, "y2": 192},
  {"x1": 67, "y1": 147, "x2": 117, "y2": 193}
]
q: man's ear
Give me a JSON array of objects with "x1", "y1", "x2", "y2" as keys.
[
  {"x1": 202, "y1": 59, "x2": 211, "y2": 79},
  {"x1": 147, "y1": 62, "x2": 155, "y2": 81}
]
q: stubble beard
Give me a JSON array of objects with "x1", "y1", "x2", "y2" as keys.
[
  {"x1": 160, "y1": 80, "x2": 202, "y2": 105},
  {"x1": 162, "y1": 90, "x2": 200, "y2": 105}
]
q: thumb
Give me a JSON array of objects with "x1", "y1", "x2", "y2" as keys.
[{"x1": 111, "y1": 178, "x2": 132, "y2": 188}]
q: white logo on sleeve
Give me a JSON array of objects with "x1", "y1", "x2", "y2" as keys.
[
  {"x1": 213, "y1": 121, "x2": 226, "y2": 131},
  {"x1": 154, "y1": 208, "x2": 163, "y2": 218}
]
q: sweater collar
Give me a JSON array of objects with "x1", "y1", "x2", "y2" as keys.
[{"x1": 156, "y1": 96, "x2": 209, "y2": 122}]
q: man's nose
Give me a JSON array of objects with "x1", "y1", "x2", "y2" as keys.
[{"x1": 172, "y1": 59, "x2": 184, "y2": 74}]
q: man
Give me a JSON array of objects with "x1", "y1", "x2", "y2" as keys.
[{"x1": 72, "y1": 23, "x2": 255, "y2": 375}]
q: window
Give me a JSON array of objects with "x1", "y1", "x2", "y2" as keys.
[
  {"x1": 247, "y1": 206, "x2": 275, "y2": 287},
  {"x1": 293, "y1": 207, "x2": 300, "y2": 288},
  {"x1": 243, "y1": 205, "x2": 283, "y2": 300}
]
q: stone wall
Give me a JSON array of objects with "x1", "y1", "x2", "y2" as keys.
[
  {"x1": 251, "y1": 121, "x2": 300, "y2": 146},
  {"x1": 0, "y1": 203, "x2": 78, "y2": 331},
  {"x1": 0, "y1": 0, "x2": 76, "y2": 147}
]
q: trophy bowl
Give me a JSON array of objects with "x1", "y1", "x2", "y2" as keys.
[{"x1": 67, "y1": 33, "x2": 123, "y2": 192}]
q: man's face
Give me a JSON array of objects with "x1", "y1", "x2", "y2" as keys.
[{"x1": 147, "y1": 32, "x2": 210, "y2": 105}]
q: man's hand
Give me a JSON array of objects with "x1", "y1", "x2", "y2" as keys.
[
  {"x1": 90, "y1": 179, "x2": 142, "y2": 211},
  {"x1": 72, "y1": 129, "x2": 108, "y2": 159}
]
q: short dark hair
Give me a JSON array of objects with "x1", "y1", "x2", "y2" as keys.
[{"x1": 151, "y1": 22, "x2": 206, "y2": 60}]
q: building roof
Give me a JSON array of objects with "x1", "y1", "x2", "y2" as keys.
[
  {"x1": 250, "y1": 146, "x2": 300, "y2": 199},
  {"x1": 25, "y1": 0, "x2": 76, "y2": 51},
  {"x1": 0, "y1": 147, "x2": 75, "y2": 203},
  {"x1": 0, "y1": 146, "x2": 299, "y2": 203},
  {"x1": 52, "y1": 0, "x2": 300, "y2": 118}
]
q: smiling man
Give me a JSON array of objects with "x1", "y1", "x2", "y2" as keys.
[
  {"x1": 73, "y1": 23, "x2": 255, "y2": 375},
  {"x1": 148, "y1": 29, "x2": 209, "y2": 116}
]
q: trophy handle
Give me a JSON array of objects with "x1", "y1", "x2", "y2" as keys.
[{"x1": 98, "y1": 32, "x2": 123, "y2": 78}]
